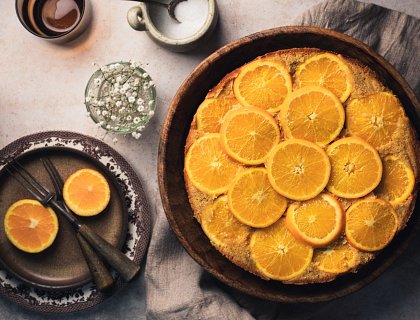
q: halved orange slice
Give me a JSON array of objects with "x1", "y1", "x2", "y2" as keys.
[
  {"x1": 375, "y1": 156, "x2": 415, "y2": 205},
  {"x1": 220, "y1": 107, "x2": 280, "y2": 165},
  {"x1": 250, "y1": 218, "x2": 313, "y2": 280},
  {"x1": 285, "y1": 193, "x2": 344, "y2": 247},
  {"x1": 233, "y1": 59, "x2": 292, "y2": 111},
  {"x1": 196, "y1": 97, "x2": 240, "y2": 133},
  {"x1": 326, "y1": 137, "x2": 383, "y2": 199},
  {"x1": 314, "y1": 240, "x2": 359, "y2": 274},
  {"x1": 4, "y1": 199, "x2": 59, "y2": 253},
  {"x1": 278, "y1": 86, "x2": 345, "y2": 144},
  {"x1": 201, "y1": 195, "x2": 251, "y2": 247},
  {"x1": 295, "y1": 53, "x2": 353, "y2": 102},
  {"x1": 63, "y1": 168, "x2": 111, "y2": 216},
  {"x1": 228, "y1": 168, "x2": 288, "y2": 228},
  {"x1": 346, "y1": 198, "x2": 398, "y2": 252},
  {"x1": 266, "y1": 139, "x2": 331, "y2": 200},
  {"x1": 185, "y1": 134, "x2": 243, "y2": 195},
  {"x1": 346, "y1": 92, "x2": 403, "y2": 149}
]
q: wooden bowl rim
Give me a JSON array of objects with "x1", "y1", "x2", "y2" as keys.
[{"x1": 158, "y1": 26, "x2": 420, "y2": 303}]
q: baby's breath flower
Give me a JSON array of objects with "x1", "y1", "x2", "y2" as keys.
[
  {"x1": 148, "y1": 110, "x2": 155, "y2": 116},
  {"x1": 87, "y1": 61, "x2": 155, "y2": 136},
  {"x1": 132, "y1": 132, "x2": 141, "y2": 139}
]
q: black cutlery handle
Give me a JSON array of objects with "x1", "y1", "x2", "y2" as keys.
[
  {"x1": 76, "y1": 233, "x2": 114, "y2": 291},
  {"x1": 78, "y1": 224, "x2": 140, "y2": 282}
]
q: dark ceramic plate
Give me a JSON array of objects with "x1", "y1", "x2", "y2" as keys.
[
  {"x1": 158, "y1": 26, "x2": 420, "y2": 303},
  {"x1": 0, "y1": 147, "x2": 128, "y2": 290}
]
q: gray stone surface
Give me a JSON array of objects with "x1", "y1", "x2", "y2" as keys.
[{"x1": 0, "y1": 0, "x2": 418, "y2": 319}]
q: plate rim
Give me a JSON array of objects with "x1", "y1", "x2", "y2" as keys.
[{"x1": 158, "y1": 26, "x2": 420, "y2": 303}]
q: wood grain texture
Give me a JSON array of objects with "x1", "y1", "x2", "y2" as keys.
[{"x1": 158, "y1": 26, "x2": 420, "y2": 303}]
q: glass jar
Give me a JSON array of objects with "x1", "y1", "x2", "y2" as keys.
[{"x1": 85, "y1": 61, "x2": 156, "y2": 134}]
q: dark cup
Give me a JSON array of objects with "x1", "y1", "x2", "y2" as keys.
[{"x1": 15, "y1": 0, "x2": 91, "y2": 43}]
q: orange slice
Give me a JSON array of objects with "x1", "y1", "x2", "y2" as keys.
[
  {"x1": 233, "y1": 59, "x2": 292, "y2": 112},
  {"x1": 375, "y1": 156, "x2": 415, "y2": 205},
  {"x1": 196, "y1": 97, "x2": 240, "y2": 133},
  {"x1": 314, "y1": 240, "x2": 359, "y2": 274},
  {"x1": 295, "y1": 53, "x2": 353, "y2": 102},
  {"x1": 4, "y1": 199, "x2": 59, "y2": 253},
  {"x1": 250, "y1": 218, "x2": 313, "y2": 280},
  {"x1": 266, "y1": 139, "x2": 331, "y2": 201},
  {"x1": 346, "y1": 92, "x2": 403, "y2": 149},
  {"x1": 185, "y1": 134, "x2": 243, "y2": 195},
  {"x1": 326, "y1": 137, "x2": 383, "y2": 199},
  {"x1": 285, "y1": 193, "x2": 344, "y2": 247},
  {"x1": 346, "y1": 199, "x2": 398, "y2": 251},
  {"x1": 63, "y1": 168, "x2": 111, "y2": 216},
  {"x1": 201, "y1": 195, "x2": 251, "y2": 247},
  {"x1": 228, "y1": 168, "x2": 288, "y2": 228},
  {"x1": 278, "y1": 86, "x2": 345, "y2": 144},
  {"x1": 220, "y1": 106, "x2": 280, "y2": 165}
]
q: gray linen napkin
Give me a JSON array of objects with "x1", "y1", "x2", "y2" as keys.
[{"x1": 145, "y1": 1, "x2": 420, "y2": 319}]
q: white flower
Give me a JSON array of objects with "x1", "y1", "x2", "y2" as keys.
[
  {"x1": 137, "y1": 98, "x2": 144, "y2": 105},
  {"x1": 128, "y1": 96, "x2": 136, "y2": 103},
  {"x1": 116, "y1": 101, "x2": 122, "y2": 107},
  {"x1": 116, "y1": 76, "x2": 122, "y2": 83},
  {"x1": 131, "y1": 91, "x2": 138, "y2": 97},
  {"x1": 106, "y1": 124, "x2": 111, "y2": 129},
  {"x1": 133, "y1": 79, "x2": 140, "y2": 86},
  {"x1": 94, "y1": 77, "x2": 102, "y2": 86},
  {"x1": 132, "y1": 132, "x2": 142, "y2": 139},
  {"x1": 102, "y1": 110, "x2": 108, "y2": 116},
  {"x1": 133, "y1": 117, "x2": 141, "y2": 124},
  {"x1": 123, "y1": 83, "x2": 130, "y2": 90},
  {"x1": 126, "y1": 115, "x2": 132, "y2": 121},
  {"x1": 137, "y1": 105, "x2": 144, "y2": 112},
  {"x1": 148, "y1": 81, "x2": 154, "y2": 87},
  {"x1": 142, "y1": 72, "x2": 149, "y2": 79},
  {"x1": 96, "y1": 109, "x2": 102, "y2": 115},
  {"x1": 85, "y1": 96, "x2": 91, "y2": 103},
  {"x1": 111, "y1": 115, "x2": 117, "y2": 121},
  {"x1": 120, "y1": 88, "x2": 126, "y2": 94},
  {"x1": 148, "y1": 110, "x2": 155, "y2": 116}
]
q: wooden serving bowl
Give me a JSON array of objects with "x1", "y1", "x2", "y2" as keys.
[{"x1": 158, "y1": 26, "x2": 420, "y2": 303}]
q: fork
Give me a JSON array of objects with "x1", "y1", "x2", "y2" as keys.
[
  {"x1": 6, "y1": 160, "x2": 140, "y2": 283},
  {"x1": 41, "y1": 157, "x2": 114, "y2": 291}
]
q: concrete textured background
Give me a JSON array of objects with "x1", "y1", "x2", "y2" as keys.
[{"x1": 0, "y1": 0, "x2": 419, "y2": 319}]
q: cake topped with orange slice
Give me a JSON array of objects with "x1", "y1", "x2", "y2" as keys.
[{"x1": 184, "y1": 48, "x2": 419, "y2": 284}]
